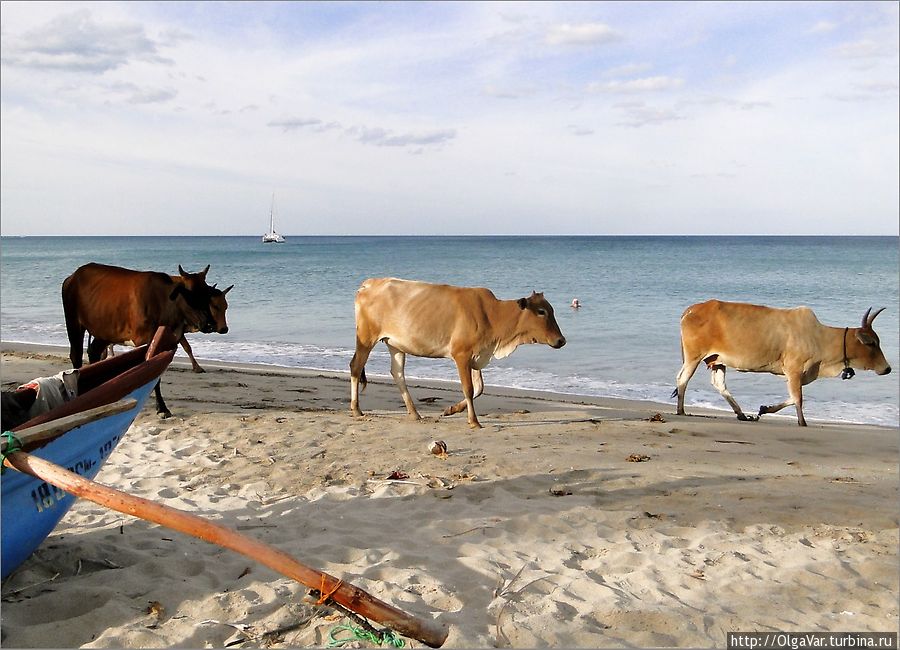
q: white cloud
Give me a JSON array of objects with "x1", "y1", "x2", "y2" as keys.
[
  {"x1": 613, "y1": 101, "x2": 686, "y2": 128},
  {"x1": 347, "y1": 126, "x2": 457, "y2": 148},
  {"x1": 603, "y1": 62, "x2": 651, "y2": 77},
  {"x1": 833, "y1": 38, "x2": 893, "y2": 59},
  {"x1": 1, "y1": 9, "x2": 172, "y2": 73},
  {"x1": 545, "y1": 22, "x2": 620, "y2": 46},
  {"x1": 589, "y1": 76, "x2": 685, "y2": 94},
  {"x1": 808, "y1": 20, "x2": 837, "y2": 34}
]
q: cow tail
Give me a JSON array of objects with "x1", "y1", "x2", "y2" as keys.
[{"x1": 360, "y1": 367, "x2": 367, "y2": 392}]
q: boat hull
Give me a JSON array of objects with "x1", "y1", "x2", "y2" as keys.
[
  {"x1": 1, "y1": 331, "x2": 176, "y2": 580},
  {"x1": 1, "y1": 381, "x2": 156, "y2": 578}
]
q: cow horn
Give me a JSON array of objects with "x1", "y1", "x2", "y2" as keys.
[
  {"x1": 861, "y1": 308, "x2": 873, "y2": 329},
  {"x1": 201, "y1": 264, "x2": 210, "y2": 277},
  {"x1": 866, "y1": 307, "x2": 886, "y2": 328},
  {"x1": 178, "y1": 264, "x2": 186, "y2": 276},
  {"x1": 211, "y1": 283, "x2": 218, "y2": 289},
  {"x1": 223, "y1": 284, "x2": 234, "y2": 295}
]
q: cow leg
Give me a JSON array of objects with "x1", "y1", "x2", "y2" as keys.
[
  {"x1": 674, "y1": 356, "x2": 702, "y2": 415},
  {"x1": 758, "y1": 397, "x2": 794, "y2": 416},
  {"x1": 87, "y1": 336, "x2": 110, "y2": 364},
  {"x1": 349, "y1": 338, "x2": 374, "y2": 417},
  {"x1": 180, "y1": 336, "x2": 205, "y2": 373},
  {"x1": 444, "y1": 369, "x2": 484, "y2": 416},
  {"x1": 787, "y1": 373, "x2": 806, "y2": 427},
  {"x1": 709, "y1": 364, "x2": 757, "y2": 421},
  {"x1": 386, "y1": 344, "x2": 421, "y2": 421},
  {"x1": 758, "y1": 373, "x2": 806, "y2": 425},
  {"x1": 154, "y1": 380, "x2": 173, "y2": 419},
  {"x1": 450, "y1": 356, "x2": 481, "y2": 429},
  {"x1": 67, "y1": 326, "x2": 86, "y2": 369}
]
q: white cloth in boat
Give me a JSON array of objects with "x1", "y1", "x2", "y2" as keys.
[{"x1": 19, "y1": 369, "x2": 80, "y2": 421}]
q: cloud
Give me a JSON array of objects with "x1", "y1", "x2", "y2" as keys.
[
  {"x1": 127, "y1": 88, "x2": 176, "y2": 104},
  {"x1": 589, "y1": 76, "x2": 685, "y2": 94},
  {"x1": 826, "y1": 81, "x2": 900, "y2": 102},
  {"x1": 603, "y1": 62, "x2": 651, "y2": 77},
  {"x1": 681, "y1": 96, "x2": 773, "y2": 111},
  {"x1": 613, "y1": 101, "x2": 686, "y2": 128},
  {"x1": 483, "y1": 84, "x2": 534, "y2": 99},
  {"x1": 348, "y1": 126, "x2": 457, "y2": 148},
  {"x1": 833, "y1": 38, "x2": 893, "y2": 59},
  {"x1": 266, "y1": 117, "x2": 340, "y2": 133},
  {"x1": 808, "y1": 20, "x2": 837, "y2": 34},
  {"x1": 268, "y1": 117, "x2": 456, "y2": 150},
  {"x1": 546, "y1": 22, "x2": 621, "y2": 46},
  {"x1": 1, "y1": 9, "x2": 172, "y2": 73},
  {"x1": 104, "y1": 81, "x2": 177, "y2": 105},
  {"x1": 567, "y1": 125, "x2": 594, "y2": 136}
]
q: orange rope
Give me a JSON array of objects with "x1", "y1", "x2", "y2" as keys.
[{"x1": 316, "y1": 574, "x2": 344, "y2": 605}]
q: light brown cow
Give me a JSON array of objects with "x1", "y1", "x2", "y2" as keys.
[
  {"x1": 350, "y1": 278, "x2": 567, "y2": 428},
  {"x1": 674, "y1": 300, "x2": 892, "y2": 426}
]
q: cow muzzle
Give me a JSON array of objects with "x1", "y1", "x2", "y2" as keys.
[
  {"x1": 218, "y1": 326, "x2": 229, "y2": 334},
  {"x1": 551, "y1": 337, "x2": 566, "y2": 349},
  {"x1": 879, "y1": 365, "x2": 892, "y2": 375}
]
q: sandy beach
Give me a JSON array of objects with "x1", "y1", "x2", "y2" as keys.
[{"x1": 1, "y1": 343, "x2": 897, "y2": 648}]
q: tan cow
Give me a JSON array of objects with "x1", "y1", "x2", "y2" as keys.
[
  {"x1": 674, "y1": 300, "x2": 892, "y2": 426},
  {"x1": 350, "y1": 278, "x2": 567, "y2": 428}
]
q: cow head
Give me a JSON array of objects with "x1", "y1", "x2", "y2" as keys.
[
  {"x1": 516, "y1": 291, "x2": 566, "y2": 349},
  {"x1": 171, "y1": 265, "x2": 219, "y2": 334},
  {"x1": 850, "y1": 307, "x2": 891, "y2": 375},
  {"x1": 208, "y1": 283, "x2": 233, "y2": 334}
]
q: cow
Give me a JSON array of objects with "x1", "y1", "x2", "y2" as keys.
[
  {"x1": 100, "y1": 280, "x2": 232, "y2": 373},
  {"x1": 61, "y1": 263, "x2": 232, "y2": 417},
  {"x1": 674, "y1": 300, "x2": 892, "y2": 426},
  {"x1": 350, "y1": 278, "x2": 567, "y2": 429}
]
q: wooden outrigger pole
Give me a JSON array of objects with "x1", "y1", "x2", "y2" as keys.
[{"x1": 3, "y1": 450, "x2": 449, "y2": 648}]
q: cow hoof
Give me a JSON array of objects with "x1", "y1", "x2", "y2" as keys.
[
  {"x1": 351, "y1": 408, "x2": 364, "y2": 418},
  {"x1": 192, "y1": 367, "x2": 206, "y2": 374},
  {"x1": 157, "y1": 411, "x2": 173, "y2": 420},
  {"x1": 468, "y1": 421, "x2": 483, "y2": 430},
  {"x1": 737, "y1": 414, "x2": 759, "y2": 422},
  {"x1": 406, "y1": 413, "x2": 422, "y2": 422}
]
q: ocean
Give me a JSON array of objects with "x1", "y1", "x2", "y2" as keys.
[{"x1": 1, "y1": 236, "x2": 897, "y2": 427}]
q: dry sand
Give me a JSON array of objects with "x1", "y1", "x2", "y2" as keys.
[{"x1": 1, "y1": 344, "x2": 898, "y2": 648}]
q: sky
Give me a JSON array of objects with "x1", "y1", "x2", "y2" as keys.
[{"x1": 0, "y1": 1, "x2": 898, "y2": 236}]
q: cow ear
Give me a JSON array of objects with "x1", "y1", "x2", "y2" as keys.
[
  {"x1": 857, "y1": 330, "x2": 876, "y2": 346},
  {"x1": 517, "y1": 297, "x2": 527, "y2": 309},
  {"x1": 223, "y1": 284, "x2": 234, "y2": 295}
]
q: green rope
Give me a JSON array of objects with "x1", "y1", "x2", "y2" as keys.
[
  {"x1": 1, "y1": 431, "x2": 23, "y2": 474},
  {"x1": 327, "y1": 623, "x2": 405, "y2": 648}
]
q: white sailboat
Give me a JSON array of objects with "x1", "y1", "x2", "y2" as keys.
[{"x1": 262, "y1": 193, "x2": 285, "y2": 243}]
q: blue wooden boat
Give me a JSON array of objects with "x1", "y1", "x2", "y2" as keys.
[{"x1": 2, "y1": 331, "x2": 175, "y2": 579}]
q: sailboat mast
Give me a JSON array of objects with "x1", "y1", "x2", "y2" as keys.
[{"x1": 269, "y1": 192, "x2": 276, "y2": 233}]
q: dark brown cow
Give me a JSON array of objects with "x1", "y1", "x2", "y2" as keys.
[
  {"x1": 674, "y1": 300, "x2": 891, "y2": 426},
  {"x1": 61, "y1": 263, "x2": 232, "y2": 417},
  {"x1": 350, "y1": 278, "x2": 566, "y2": 428}
]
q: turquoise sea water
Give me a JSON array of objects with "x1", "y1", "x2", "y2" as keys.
[{"x1": 1, "y1": 236, "x2": 897, "y2": 426}]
